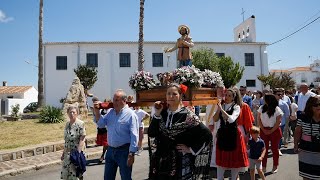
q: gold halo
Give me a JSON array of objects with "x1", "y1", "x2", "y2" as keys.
[{"x1": 178, "y1": 25, "x2": 190, "y2": 34}]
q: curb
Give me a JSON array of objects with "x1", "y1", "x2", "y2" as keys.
[
  {"x1": 0, "y1": 137, "x2": 149, "y2": 179},
  {"x1": 0, "y1": 149, "x2": 103, "y2": 179}
]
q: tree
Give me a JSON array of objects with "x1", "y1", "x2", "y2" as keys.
[
  {"x1": 217, "y1": 56, "x2": 244, "y2": 88},
  {"x1": 37, "y1": 0, "x2": 44, "y2": 109},
  {"x1": 138, "y1": 0, "x2": 145, "y2": 71},
  {"x1": 192, "y1": 47, "x2": 219, "y2": 72},
  {"x1": 257, "y1": 72, "x2": 295, "y2": 90},
  {"x1": 74, "y1": 65, "x2": 98, "y2": 95}
]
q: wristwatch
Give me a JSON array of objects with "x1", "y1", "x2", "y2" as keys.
[{"x1": 129, "y1": 152, "x2": 135, "y2": 156}]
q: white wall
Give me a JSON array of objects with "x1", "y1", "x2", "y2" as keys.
[
  {"x1": 44, "y1": 42, "x2": 268, "y2": 107},
  {"x1": 2, "y1": 88, "x2": 38, "y2": 115},
  {"x1": 6, "y1": 99, "x2": 26, "y2": 115}
]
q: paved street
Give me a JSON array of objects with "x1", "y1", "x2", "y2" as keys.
[{"x1": 4, "y1": 143, "x2": 301, "y2": 180}]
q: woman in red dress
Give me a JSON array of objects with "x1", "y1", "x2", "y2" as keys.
[{"x1": 213, "y1": 88, "x2": 249, "y2": 180}]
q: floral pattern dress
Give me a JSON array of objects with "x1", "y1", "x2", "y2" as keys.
[{"x1": 61, "y1": 119, "x2": 86, "y2": 180}]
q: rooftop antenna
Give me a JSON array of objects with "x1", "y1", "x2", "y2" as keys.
[{"x1": 241, "y1": 8, "x2": 245, "y2": 22}]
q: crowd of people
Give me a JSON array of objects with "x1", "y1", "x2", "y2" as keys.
[{"x1": 59, "y1": 82, "x2": 320, "y2": 180}]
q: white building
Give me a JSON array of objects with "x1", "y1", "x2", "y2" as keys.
[
  {"x1": 43, "y1": 16, "x2": 269, "y2": 107},
  {"x1": 43, "y1": 41, "x2": 268, "y2": 107},
  {"x1": 270, "y1": 59, "x2": 320, "y2": 88},
  {"x1": 0, "y1": 82, "x2": 38, "y2": 115}
]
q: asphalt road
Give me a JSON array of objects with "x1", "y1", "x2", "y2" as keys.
[{"x1": 5, "y1": 143, "x2": 302, "y2": 180}]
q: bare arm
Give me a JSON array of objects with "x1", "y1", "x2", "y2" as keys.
[
  {"x1": 270, "y1": 115, "x2": 281, "y2": 133},
  {"x1": 294, "y1": 126, "x2": 302, "y2": 153},
  {"x1": 260, "y1": 147, "x2": 266, "y2": 160},
  {"x1": 165, "y1": 42, "x2": 178, "y2": 53},
  {"x1": 77, "y1": 135, "x2": 86, "y2": 152},
  {"x1": 181, "y1": 37, "x2": 194, "y2": 48}
]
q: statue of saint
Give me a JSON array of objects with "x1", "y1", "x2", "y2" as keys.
[{"x1": 165, "y1": 25, "x2": 194, "y2": 67}]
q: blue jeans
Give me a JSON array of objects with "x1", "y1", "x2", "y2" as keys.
[
  {"x1": 279, "y1": 125, "x2": 285, "y2": 148},
  {"x1": 104, "y1": 146, "x2": 132, "y2": 180},
  {"x1": 194, "y1": 106, "x2": 200, "y2": 116},
  {"x1": 179, "y1": 59, "x2": 192, "y2": 67}
]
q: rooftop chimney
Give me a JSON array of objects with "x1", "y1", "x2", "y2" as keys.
[{"x1": 3, "y1": 81, "x2": 7, "y2": 86}]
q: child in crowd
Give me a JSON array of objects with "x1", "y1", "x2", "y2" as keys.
[
  {"x1": 91, "y1": 97, "x2": 109, "y2": 164},
  {"x1": 248, "y1": 126, "x2": 266, "y2": 180},
  {"x1": 133, "y1": 106, "x2": 150, "y2": 155}
]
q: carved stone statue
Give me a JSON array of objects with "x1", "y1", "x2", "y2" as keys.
[{"x1": 63, "y1": 76, "x2": 88, "y2": 120}]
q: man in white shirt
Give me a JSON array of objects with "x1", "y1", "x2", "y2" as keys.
[
  {"x1": 297, "y1": 83, "x2": 317, "y2": 119},
  {"x1": 133, "y1": 106, "x2": 150, "y2": 155}
]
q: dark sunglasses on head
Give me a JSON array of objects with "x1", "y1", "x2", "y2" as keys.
[{"x1": 313, "y1": 103, "x2": 320, "y2": 107}]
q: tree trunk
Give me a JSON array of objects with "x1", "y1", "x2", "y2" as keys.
[
  {"x1": 138, "y1": 0, "x2": 145, "y2": 71},
  {"x1": 37, "y1": 0, "x2": 44, "y2": 109}
]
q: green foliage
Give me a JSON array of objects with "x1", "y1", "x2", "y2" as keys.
[
  {"x1": 192, "y1": 48, "x2": 244, "y2": 88},
  {"x1": 192, "y1": 47, "x2": 219, "y2": 72},
  {"x1": 74, "y1": 65, "x2": 98, "y2": 90},
  {"x1": 39, "y1": 106, "x2": 64, "y2": 123},
  {"x1": 217, "y1": 56, "x2": 245, "y2": 88},
  {"x1": 257, "y1": 72, "x2": 295, "y2": 90},
  {"x1": 10, "y1": 104, "x2": 20, "y2": 118}
]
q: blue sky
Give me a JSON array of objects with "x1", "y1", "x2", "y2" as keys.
[{"x1": 0, "y1": 0, "x2": 320, "y2": 88}]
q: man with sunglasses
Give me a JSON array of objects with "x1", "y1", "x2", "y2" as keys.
[
  {"x1": 240, "y1": 86, "x2": 253, "y2": 109},
  {"x1": 274, "y1": 88, "x2": 290, "y2": 151}
]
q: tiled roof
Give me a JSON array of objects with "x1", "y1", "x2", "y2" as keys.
[
  {"x1": 0, "y1": 86, "x2": 33, "y2": 94},
  {"x1": 271, "y1": 66, "x2": 310, "y2": 73},
  {"x1": 43, "y1": 41, "x2": 268, "y2": 45},
  {"x1": 270, "y1": 69, "x2": 289, "y2": 73},
  {"x1": 288, "y1": 66, "x2": 310, "y2": 71}
]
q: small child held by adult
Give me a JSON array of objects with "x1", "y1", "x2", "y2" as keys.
[{"x1": 248, "y1": 126, "x2": 266, "y2": 180}]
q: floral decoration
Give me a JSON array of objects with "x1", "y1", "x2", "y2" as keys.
[
  {"x1": 129, "y1": 71, "x2": 156, "y2": 91},
  {"x1": 202, "y1": 69, "x2": 224, "y2": 87},
  {"x1": 172, "y1": 65, "x2": 204, "y2": 88},
  {"x1": 156, "y1": 72, "x2": 173, "y2": 86}
]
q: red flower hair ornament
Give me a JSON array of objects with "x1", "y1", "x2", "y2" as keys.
[{"x1": 180, "y1": 84, "x2": 188, "y2": 94}]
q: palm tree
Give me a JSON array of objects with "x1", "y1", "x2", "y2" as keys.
[
  {"x1": 138, "y1": 0, "x2": 145, "y2": 71},
  {"x1": 37, "y1": 0, "x2": 44, "y2": 109}
]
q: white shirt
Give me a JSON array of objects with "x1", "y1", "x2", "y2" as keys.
[
  {"x1": 297, "y1": 91, "x2": 316, "y2": 111},
  {"x1": 258, "y1": 106, "x2": 283, "y2": 127},
  {"x1": 290, "y1": 102, "x2": 298, "y2": 119},
  {"x1": 216, "y1": 103, "x2": 241, "y2": 124},
  {"x1": 134, "y1": 109, "x2": 148, "y2": 128}
]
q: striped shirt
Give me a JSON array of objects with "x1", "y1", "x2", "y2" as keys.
[{"x1": 297, "y1": 117, "x2": 320, "y2": 136}]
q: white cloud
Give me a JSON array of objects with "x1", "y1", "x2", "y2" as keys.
[{"x1": 0, "y1": 10, "x2": 14, "y2": 23}]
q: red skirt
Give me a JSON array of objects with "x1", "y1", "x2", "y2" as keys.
[
  {"x1": 96, "y1": 133, "x2": 108, "y2": 146},
  {"x1": 216, "y1": 127, "x2": 249, "y2": 168}
]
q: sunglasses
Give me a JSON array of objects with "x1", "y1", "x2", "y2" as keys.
[{"x1": 313, "y1": 103, "x2": 320, "y2": 107}]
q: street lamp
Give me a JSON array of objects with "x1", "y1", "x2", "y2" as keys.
[
  {"x1": 167, "y1": 54, "x2": 170, "y2": 67},
  {"x1": 268, "y1": 59, "x2": 282, "y2": 65},
  {"x1": 25, "y1": 60, "x2": 38, "y2": 68}
]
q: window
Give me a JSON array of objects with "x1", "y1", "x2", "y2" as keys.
[
  {"x1": 245, "y1": 53, "x2": 254, "y2": 66},
  {"x1": 86, "y1": 53, "x2": 98, "y2": 67},
  {"x1": 56, "y1": 56, "x2": 67, "y2": 70},
  {"x1": 152, "y1": 53, "x2": 163, "y2": 67},
  {"x1": 216, "y1": 53, "x2": 225, "y2": 57},
  {"x1": 119, "y1": 53, "x2": 131, "y2": 67},
  {"x1": 246, "y1": 80, "x2": 256, "y2": 87}
]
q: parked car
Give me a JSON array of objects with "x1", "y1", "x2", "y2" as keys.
[{"x1": 23, "y1": 102, "x2": 38, "y2": 113}]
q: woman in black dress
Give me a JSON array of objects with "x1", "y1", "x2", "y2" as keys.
[{"x1": 148, "y1": 83, "x2": 212, "y2": 180}]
